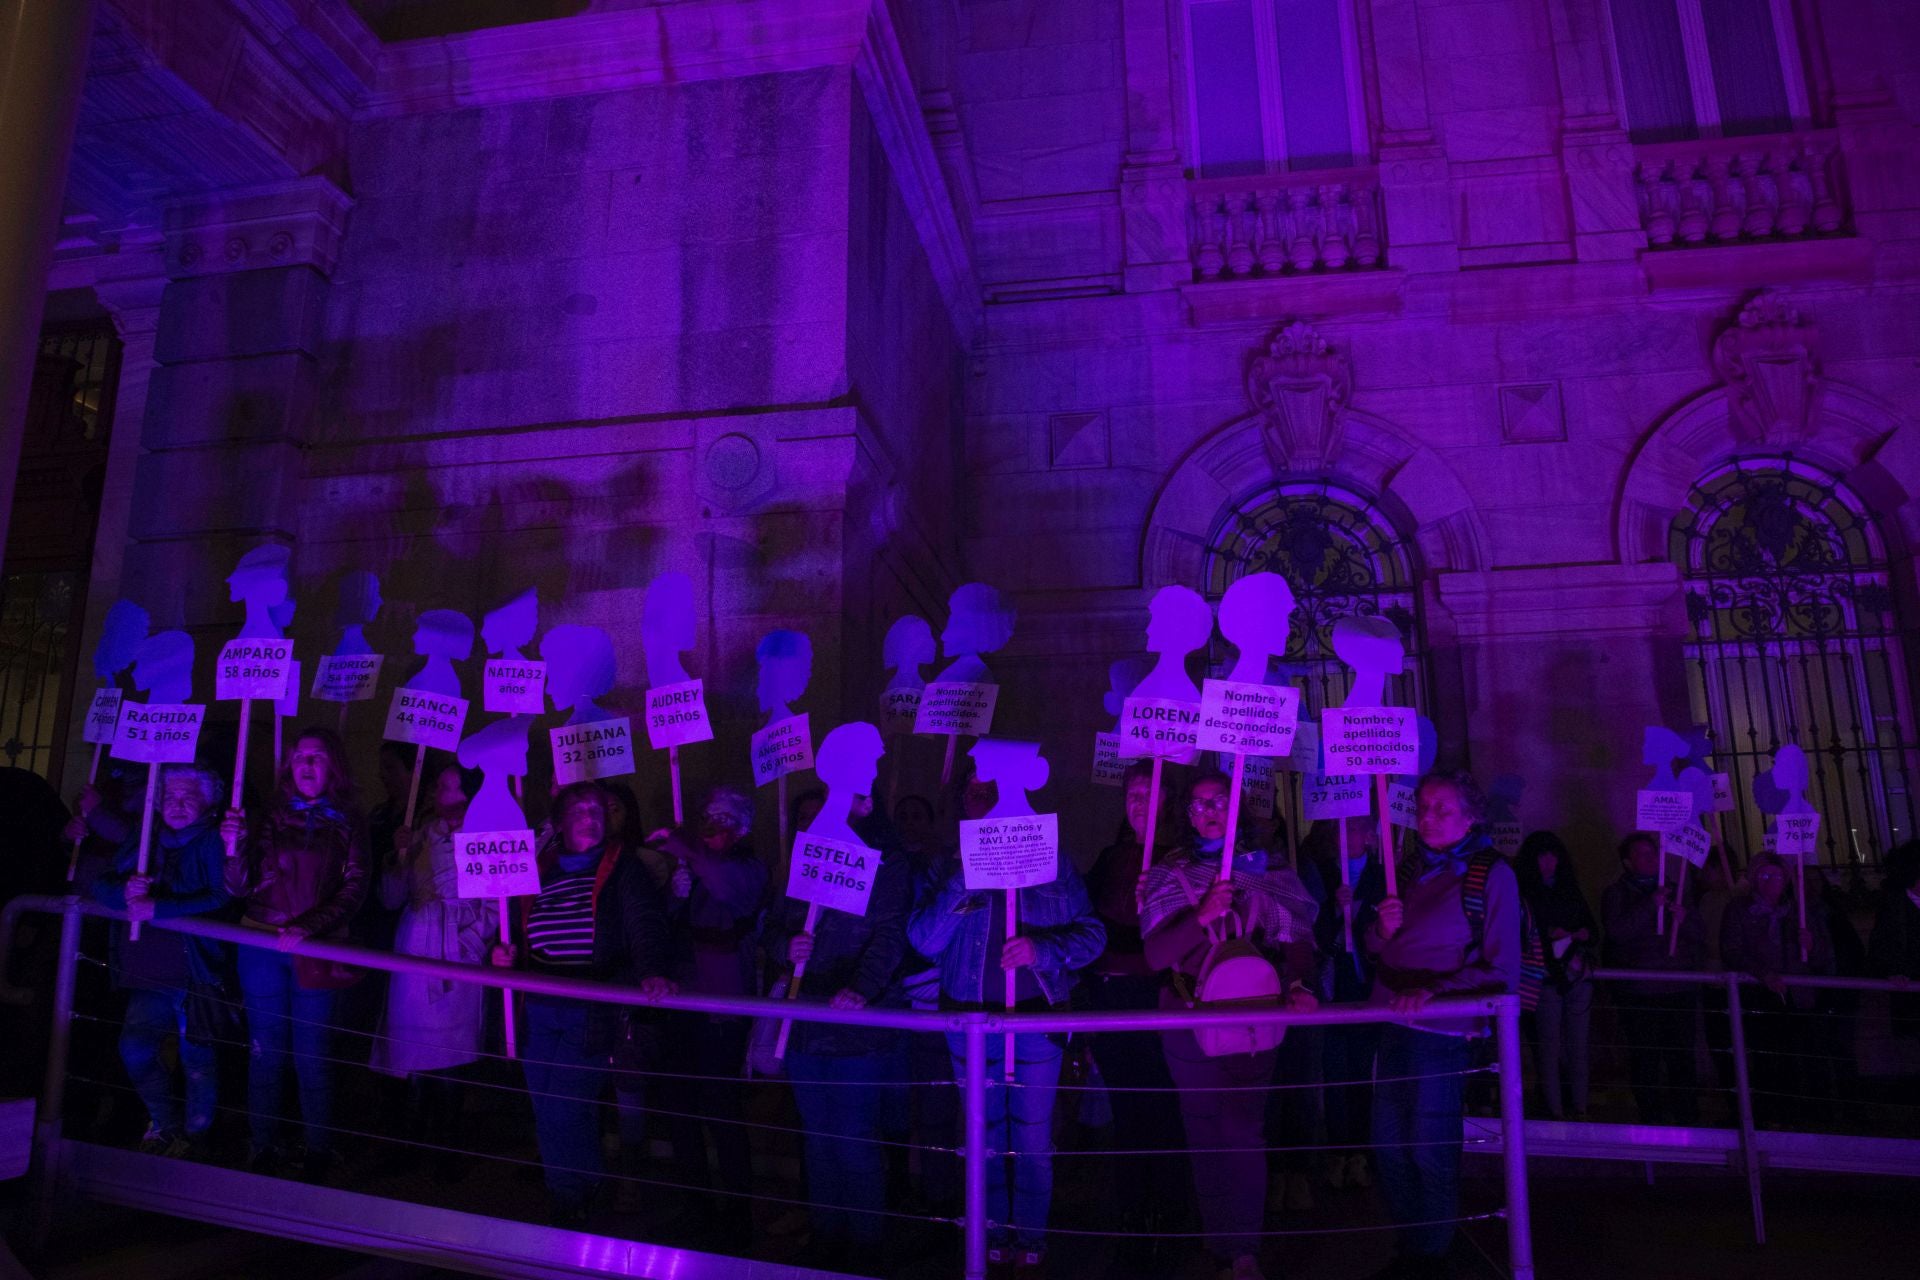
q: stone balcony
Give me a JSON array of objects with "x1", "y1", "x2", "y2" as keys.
[
  {"x1": 1187, "y1": 167, "x2": 1385, "y2": 281},
  {"x1": 1633, "y1": 130, "x2": 1848, "y2": 249}
]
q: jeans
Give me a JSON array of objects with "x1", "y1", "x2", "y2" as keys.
[
  {"x1": 948, "y1": 1030, "x2": 1061, "y2": 1250},
  {"x1": 655, "y1": 1014, "x2": 754, "y2": 1235},
  {"x1": 787, "y1": 1049, "x2": 891, "y2": 1249},
  {"x1": 237, "y1": 948, "x2": 339, "y2": 1154},
  {"x1": 521, "y1": 995, "x2": 607, "y2": 1212},
  {"x1": 1618, "y1": 992, "x2": 1700, "y2": 1125},
  {"x1": 1083, "y1": 975, "x2": 1189, "y2": 1232},
  {"x1": 1164, "y1": 1028, "x2": 1277, "y2": 1263},
  {"x1": 1323, "y1": 1021, "x2": 1381, "y2": 1149},
  {"x1": 1373, "y1": 1026, "x2": 1472, "y2": 1261},
  {"x1": 120, "y1": 987, "x2": 216, "y2": 1137},
  {"x1": 1534, "y1": 980, "x2": 1593, "y2": 1117}
]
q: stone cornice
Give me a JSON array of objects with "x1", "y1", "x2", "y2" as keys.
[
  {"x1": 161, "y1": 177, "x2": 353, "y2": 278},
  {"x1": 1437, "y1": 564, "x2": 1684, "y2": 639}
]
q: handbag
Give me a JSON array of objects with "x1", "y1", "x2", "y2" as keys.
[
  {"x1": 293, "y1": 954, "x2": 365, "y2": 991},
  {"x1": 1171, "y1": 872, "x2": 1288, "y2": 1058},
  {"x1": 744, "y1": 975, "x2": 790, "y2": 1078},
  {"x1": 183, "y1": 975, "x2": 244, "y2": 1046}
]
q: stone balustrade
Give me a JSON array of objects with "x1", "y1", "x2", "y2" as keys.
[
  {"x1": 1633, "y1": 131, "x2": 1847, "y2": 249},
  {"x1": 1187, "y1": 168, "x2": 1385, "y2": 281}
]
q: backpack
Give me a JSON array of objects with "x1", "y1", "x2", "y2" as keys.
[
  {"x1": 1461, "y1": 851, "x2": 1546, "y2": 1012},
  {"x1": 1173, "y1": 871, "x2": 1289, "y2": 1057}
]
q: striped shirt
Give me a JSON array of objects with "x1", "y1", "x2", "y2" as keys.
[
  {"x1": 525, "y1": 871, "x2": 597, "y2": 969},
  {"x1": 1138, "y1": 849, "x2": 1318, "y2": 954}
]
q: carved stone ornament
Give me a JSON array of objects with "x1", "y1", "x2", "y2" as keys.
[
  {"x1": 1246, "y1": 321, "x2": 1353, "y2": 473},
  {"x1": 1712, "y1": 292, "x2": 1822, "y2": 448}
]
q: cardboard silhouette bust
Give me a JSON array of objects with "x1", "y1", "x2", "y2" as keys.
[
  {"x1": 1333, "y1": 615, "x2": 1403, "y2": 708},
  {"x1": 333, "y1": 572, "x2": 381, "y2": 656},
  {"x1": 227, "y1": 545, "x2": 291, "y2": 640},
  {"x1": 1103, "y1": 656, "x2": 1151, "y2": 724},
  {"x1": 132, "y1": 631, "x2": 196, "y2": 705},
  {"x1": 1642, "y1": 726, "x2": 1690, "y2": 790},
  {"x1": 806, "y1": 722, "x2": 885, "y2": 845},
  {"x1": 1758, "y1": 744, "x2": 1816, "y2": 816},
  {"x1": 458, "y1": 714, "x2": 536, "y2": 832},
  {"x1": 95, "y1": 600, "x2": 150, "y2": 682},
  {"x1": 482, "y1": 589, "x2": 538, "y2": 660},
  {"x1": 1134, "y1": 585, "x2": 1212, "y2": 701},
  {"x1": 1488, "y1": 775, "x2": 1525, "y2": 825},
  {"x1": 405, "y1": 610, "x2": 474, "y2": 696},
  {"x1": 936, "y1": 583, "x2": 1015, "y2": 685},
  {"x1": 1218, "y1": 572, "x2": 1295, "y2": 684},
  {"x1": 756, "y1": 630, "x2": 813, "y2": 725},
  {"x1": 970, "y1": 738, "x2": 1049, "y2": 820},
  {"x1": 882, "y1": 615, "x2": 936, "y2": 694},
  {"x1": 642, "y1": 571, "x2": 698, "y2": 687},
  {"x1": 541, "y1": 624, "x2": 617, "y2": 723}
]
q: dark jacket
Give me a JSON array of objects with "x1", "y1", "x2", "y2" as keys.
[
  {"x1": 225, "y1": 797, "x2": 369, "y2": 939},
  {"x1": 92, "y1": 815, "x2": 232, "y2": 987},
  {"x1": 1721, "y1": 891, "x2": 1835, "y2": 1009},
  {"x1": 764, "y1": 852, "x2": 912, "y2": 1056},
  {"x1": 1084, "y1": 838, "x2": 1151, "y2": 979},
  {"x1": 1522, "y1": 866, "x2": 1598, "y2": 990},
  {"x1": 1869, "y1": 886, "x2": 1920, "y2": 1033},
  {"x1": 1602, "y1": 872, "x2": 1705, "y2": 997},
  {"x1": 657, "y1": 837, "x2": 768, "y2": 999},
  {"x1": 908, "y1": 855, "x2": 1104, "y2": 1008},
  {"x1": 1302, "y1": 854, "x2": 1387, "y2": 1003}
]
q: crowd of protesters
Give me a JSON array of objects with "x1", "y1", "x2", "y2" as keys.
[{"x1": 6, "y1": 731, "x2": 1918, "y2": 1280}]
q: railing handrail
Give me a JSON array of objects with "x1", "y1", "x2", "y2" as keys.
[
  {"x1": 0, "y1": 894, "x2": 1507, "y2": 1033},
  {"x1": 1588, "y1": 965, "x2": 1912, "y2": 994}
]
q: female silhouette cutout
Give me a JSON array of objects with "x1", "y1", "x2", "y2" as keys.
[
  {"x1": 227, "y1": 545, "x2": 291, "y2": 640},
  {"x1": 882, "y1": 616, "x2": 936, "y2": 694},
  {"x1": 333, "y1": 572, "x2": 381, "y2": 656},
  {"x1": 539, "y1": 624, "x2": 617, "y2": 723},
  {"x1": 970, "y1": 739, "x2": 1050, "y2": 820},
  {"x1": 1642, "y1": 726, "x2": 1691, "y2": 791},
  {"x1": 1760, "y1": 744, "x2": 1817, "y2": 816},
  {"x1": 756, "y1": 630, "x2": 813, "y2": 726},
  {"x1": 132, "y1": 631, "x2": 196, "y2": 705},
  {"x1": 936, "y1": 583, "x2": 1015, "y2": 685},
  {"x1": 482, "y1": 589, "x2": 538, "y2": 660},
  {"x1": 642, "y1": 572, "x2": 698, "y2": 687},
  {"x1": 1134, "y1": 585, "x2": 1212, "y2": 701},
  {"x1": 1487, "y1": 775, "x2": 1526, "y2": 825},
  {"x1": 1103, "y1": 656, "x2": 1152, "y2": 726},
  {"x1": 1218, "y1": 572, "x2": 1296, "y2": 684},
  {"x1": 807, "y1": 723, "x2": 885, "y2": 845},
  {"x1": 95, "y1": 600, "x2": 151, "y2": 681},
  {"x1": 404, "y1": 610, "x2": 474, "y2": 697},
  {"x1": 1332, "y1": 614, "x2": 1403, "y2": 708},
  {"x1": 458, "y1": 715, "x2": 537, "y2": 833}
]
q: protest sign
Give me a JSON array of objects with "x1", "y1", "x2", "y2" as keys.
[
  {"x1": 644, "y1": 680, "x2": 713, "y2": 749},
  {"x1": 1492, "y1": 822, "x2": 1524, "y2": 857},
  {"x1": 454, "y1": 830, "x2": 540, "y2": 899},
  {"x1": 914, "y1": 681, "x2": 997, "y2": 737},
  {"x1": 385, "y1": 689, "x2": 469, "y2": 750},
  {"x1": 312, "y1": 654, "x2": 383, "y2": 701},
  {"x1": 215, "y1": 638, "x2": 294, "y2": 701},
  {"x1": 1384, "y1": 780, "x2": 1416, "y2": 829},
  {"x1": 751, "y1": 714, "x2": 814, "y2": 787},
  {"x1": 1321, "y1": 707, "x2": 1420, "y2": 775},
  {"x1": 1775, "y1": 812, "x2": 1821, "y2": 860},
  {"x1": 551, "y1": 716, "x2": 636, "y2": 785},
  {"x1": 641, "y1": 573, "x2": 709, "y2": 825},
  {"x1": 483, "y1": 659, "x2": 547, "y2": 714},
  {"x1": 961, "y1": 813, "x2": 1061, "y2": 891},
  {"x1": 82, "y1": 689, "x2": 123, "y2": 746},
  {"x1": 1283, "y1": 721, "x2": 1320, "y2": 772},
  {"x1": 1661, "y1": 822, "x2": 1712, "y2": 869},
  {"x1": 111, "y1": 703, "x2": 205, "y2": 765},
  {"x1": 1119, "y1": 695, "x2": 1200, "y2": 763},
  {"x1": 1092, "y1": 731, "x2": 1125, "y2": 787},
  {"x1": 1302, "y1": 772, "x2": 1370, "y2": 821},
  {"x1": 1710, "y1": 772, "x2": 1735, "y2": 813},
  {"x1": 785, "y1": 831, "x2": 880, "y2": 917},
  {"x1": 1196, "y1": 679, "x2": 1300, "y2": 757},
  {"x1": 1635, "y1": 789, "x2": 1694, "y2": 832}
]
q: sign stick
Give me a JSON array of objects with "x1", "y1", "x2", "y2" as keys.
[
  {"x1": 499, "y1": 900, "x2": 517, "y2": 1059},
  {"x1": 1707, "y1": 810, "x2": 1735, "y2": 890},
  {"x1": 777, "y1": 774, "x2": 791, "y2": 878},
  {"x1": 1337, "y1": 818, "x2": 1354, "y2": 955},
  {"x1": 1004, "y1": 890, "x2": 1017, "y2": 1082},
  {"x1": 1796, "y1": 853, "x2": 1808, "y2": 964},
  {"x1": 1656, "y1": 842, "x2": 1667, "y2": 937},
  {"x1": 66, "y1": 744, "x2": 106, "y2": 882},
  {"x1": 129, "y1": 763, "x2": 159, "y2": 942},
  {"x1": 226, "y1": 699, "x2": 253, "y2": 859},
  {"x1": 1281, "y1": 772, "x2": 1298, "y2": 867},
  {"x1": 941, "y1": 734, "x2": 958, "y2": 789},
  {"x1": 272, "y1": 710, "x2": 283, "y2": 776},
  {"x1": 402, "y1": 743, "x2": 427, "y2": 829},
  {"x1": 1375, "y1": 775, "x2": 1398, "y2": 898},
  {"x1": 1669, "y1": 861, "x2": 1689, "y2": 956},
  {"x1": 1220, "y1": 751, "x2": 1246, "y2": 885},
  {"x1": 337, "y1": 701, "x2": 349, "y2": 738},
  {"x1": 773, "y1": 901, "x2": 823, "y2": 1062},
  {"x1": 669, "y1": 745, "x2": 685, "y2": 827},
  {"x1": 1136, "y1": 756, "x2": 1167, "y2": 910},
  {"x1": 887, "y1": 735, "x2": 901, "y2": 816}
]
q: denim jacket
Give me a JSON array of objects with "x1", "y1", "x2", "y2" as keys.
[
  {"x1": 92, "y1": 817, "x2": 233, "y2": 987},
  {"x1": 907, "y1": 853, "x2": 1105, "y2": 1007}
]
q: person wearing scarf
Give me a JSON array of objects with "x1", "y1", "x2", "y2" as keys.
[
  {"x1": 1721, "y1": 852, "x2": 1834, "y2": 1127},
  {"x1": 1139, "y1": 770, "x2": 1319, "y2": 1280},
  {"x1": 1601, "y1": 831, "x2": 1705, "y2": 1126},
  {"x1": 1362, "y1": 770, "x2": 1520, "y2": 1280},
  {"x1": 221, "y1": 727, "x2": 370, "y2": 1183}
]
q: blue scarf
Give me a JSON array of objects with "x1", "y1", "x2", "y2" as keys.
[
  {"x1": 1416, "y1": 830, "x2": 1490, "y2": 881},
  {"x1": 557, "y1": 847, "x2": 604, "y2": 876},
  {"x1": 285, "y1": 793, "x2": 345, "y2": 824},
  {"x1": 1194, "y1": 835, "x2": 1269, "y2": 876}
]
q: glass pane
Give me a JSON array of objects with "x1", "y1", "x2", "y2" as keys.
[
  {"x1": 1609, "y1": 0, "x2": 1699, "y2": 142},
  {"x1": 1701, "y1": 0, "x2": 1791, "y2": 135},
  {"x1": 1272, "y1": 0, "x2": 1354, "y2": 169},
  {"x1": 1190, "y1": 0, "x2": 1267, "y2": 177}
]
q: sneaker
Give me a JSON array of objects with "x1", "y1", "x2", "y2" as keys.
[
  {"x1": 136, "y1": 1127, "x2": 180, "y2": 1157},
  {"x1": 1013, "y1": 1248, "x2": 1046, "y2": 1278},
  {"x1": 985, "y1": 1245, "x2": 1012, "y2": 1279},
  {"x1": 1347, "y1": 1153, "x2": 1372, "y2": 1188},
  {"x1": 1285, "y1": 1171, "x2": 1315, "y2": 1211}
]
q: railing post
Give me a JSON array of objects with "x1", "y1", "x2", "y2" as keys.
[
  {"x1": 29, "y1": 895, "x2": 83, "y2": 1250},
  {"x1": 1495, "y1": 994, "x2": 1535, "y2": 1280},
  {"x1": 963, "y1": 1016, "x2": 989, "y2": 1280},
  {"x1": 1725, "y1": 973, "x2": 1766, "y2": 1244}
]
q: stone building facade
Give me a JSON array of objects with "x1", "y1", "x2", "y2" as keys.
[{"x1": 24, "y1": 0, "x2": 1920, "y2": 880}]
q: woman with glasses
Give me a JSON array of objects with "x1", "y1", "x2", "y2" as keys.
[{"x1": 1139, "y1": 769, "x2": 1320, "y2": 1280}]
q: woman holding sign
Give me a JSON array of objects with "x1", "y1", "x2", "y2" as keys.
[
  {"x1": 370, "y1": 756, "x2": 497, "y2": 1173},
  {"x1": 1138, "y1": 769, "x2": 1320, "y2": 1280},
  {"x1": 490, "y1": 781, "x2": 674, "y2": 1226},
  {"x1": 218, "y1": 726, "x2": 368, "y2": 1183},
  {"x1": 1363, "y1": 770, "x2": 1520, "y2": 1279},
  {"x1": 1721, "y1": 852, "x2": 1835, "y2": 1127}
]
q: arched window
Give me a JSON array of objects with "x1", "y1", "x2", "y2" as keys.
[
  {"x1": 1672, "y1": 458, "x2": 1918, "y2": 865},
  {"x1": 1203, "y1": 481, "x2": 1422, "y2": 718}
]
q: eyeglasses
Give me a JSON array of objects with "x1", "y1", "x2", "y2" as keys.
[{"x1": 1189, "y1": 797, "x2": 1230, "y2": 814}]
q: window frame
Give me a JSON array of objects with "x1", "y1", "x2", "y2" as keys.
[
  {"x1": 1179, "y1": 0, "x2": 1372, "y2": 179},
  {"x1": 1602, "y1": 0, "x2": 1813, "y2": 141}
]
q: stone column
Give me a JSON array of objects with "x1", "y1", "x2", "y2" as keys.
[
  {"x1": 0, "y1": 0, "x2": 99, "y2": 552},
  {"x1": 1118, "y1": 0, "x2": 1190, "y2": 291}
]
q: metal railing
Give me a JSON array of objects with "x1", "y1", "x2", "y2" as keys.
[{"x1": 0, "y1": 893, "x2": 1533, "y2": 1280}]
